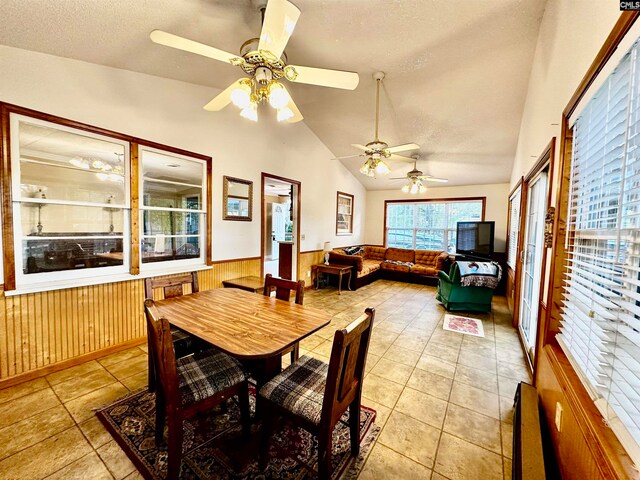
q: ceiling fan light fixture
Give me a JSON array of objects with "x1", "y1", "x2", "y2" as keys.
[
  {"x1": 419, "y1": 184, "x2": 427, "y2": 194},
  {"x1": 401, "y1": 184, "x2": 410, "y2": 193},
  {"x1": 268, "y1": 81, "x2": 290, "y2": 109},
  {"x1": 240, "y1": 102, "x2": 258, "y2": 122},
  {"x1": 410, "y1": 183, "x2": 419, "y2": 194},
  {"x1": 374, "y1": 160, "x2": 390, "y2": 175},
  {"x1": 277, "y1": 107, "x2": 294, "y2": 122},
  {"x1": 230, "y1": 81, "x2": 252, "y2": 109}
]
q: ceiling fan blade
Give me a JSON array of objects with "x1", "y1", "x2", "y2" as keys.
[
  {"x1": 150, "y1": 30, "x2": 238, "y2": 64},
  {"x1": 351, "y1": 144, "x2": 369, "y2": 151},
  {"x1": 331, "y1": 154, "x2": 363, "y2": 160},
  {"x1": 386, "y1": 143, "x2": 420, "y2": 154},
  {"x1": 389, "y1": 177, "x2": 409, "y2": 180},
  {"x1": 287, "y1": 65, "x2": 359, "y2": 90},
  {"x1": 203, "y1": 79, "x2": 244, "y2": 111},
  {"x1": 388, "y1": 153, "x2": 415, "y2": 162},
  {"x1": 258, "y1": 0, "x2": 301, "y2": 59},
  {"x1": 282, "y1": 87, "x2": 304, "y2": 123},
  {"x1": 423, "y1": 177, "x2": 449, "y2": 183}
]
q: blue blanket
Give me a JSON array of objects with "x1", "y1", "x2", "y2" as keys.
[{"x1": 457, "y1": 261, "x2": 501, "y2": 288}]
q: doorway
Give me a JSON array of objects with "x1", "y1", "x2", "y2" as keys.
[
  {"x1": 519, "y1": 170, "x2": 548, "y2": 358},
  {"x1": 514, "y1": 138, "x2": 555, "y2": 367},
  {"x1": 261, "y1": 173, "x2": 300, "y2": 280}
]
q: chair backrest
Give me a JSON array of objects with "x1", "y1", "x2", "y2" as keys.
[
  {"x1": 322, "y1": 307, "x2": 375, "y2": 425},
  {"x1": 144, "y1": 272, "x2": 199, "y2": 300},
  {"x1": 263, "y1": 273, "x2": 305, "y2": 305},
  {"x1": 144, "y1": 299, "x2": 180, "y2": 401}
]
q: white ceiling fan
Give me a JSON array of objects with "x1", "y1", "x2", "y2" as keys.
[
  {"x1": 390, "y1": 156, "x2": 448, "y2": 193},
  {"x1": 150, "y1": 0, "x2": 359, "y2": 123},
  {"x1": 333, "y1": 71, "x2": 419, "y2": 176}
]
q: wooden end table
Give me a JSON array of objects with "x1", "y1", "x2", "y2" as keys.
[
  {"x1": 312, "y1": 263, "x2": 353, "y2": 294},
  {"x1": 222, "y1": 275, "x2": 265, "y2": 293}
]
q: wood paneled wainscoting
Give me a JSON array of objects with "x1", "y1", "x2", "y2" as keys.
[
  {"x1": 0, "y1": 257, "x2": 260, "y2": 388},
  {"x1": 298, "y1": 249, "x2": 324, "y2": 287}
]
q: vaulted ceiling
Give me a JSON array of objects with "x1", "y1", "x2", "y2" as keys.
[{"x1": 0, "y1": 0, "x2": 547, "y2": 189}]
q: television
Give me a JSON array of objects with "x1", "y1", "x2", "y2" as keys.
[{"x1": 456, "y1": 221, "x2": 495, "y2": 259}]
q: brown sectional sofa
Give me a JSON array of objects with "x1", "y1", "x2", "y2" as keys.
[{"x1": 329, "y1": 246, "x2": 450, "y2": 290}]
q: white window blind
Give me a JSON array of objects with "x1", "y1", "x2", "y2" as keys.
[
  {"x1": 558, "y1": 40, "x2": 640, "y2": 465},
  {"x1": 507, "y1": 187, "x2": 521, "y2": 269}
]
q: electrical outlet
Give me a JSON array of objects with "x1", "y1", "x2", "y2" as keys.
[{"x1": 554, "y1": 402, "x2": 563, "y2": 431}]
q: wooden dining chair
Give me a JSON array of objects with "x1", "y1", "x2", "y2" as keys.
[
  {"x1": 259, "y1": 307, "x2": 375, "y2": 479},
  {"x1": 263, "y1": 273, "x2": 305, "y2": 363},
  {"x1": 144, "y1": 272, "x2": 208, "y2": 392},
  {"x1": 144, "y1": 299, "x2": 251, "y2": 479}
]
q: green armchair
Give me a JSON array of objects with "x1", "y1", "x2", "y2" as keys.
[{"x1": 436, "y1": 262, "x2": 495, "y2": 312}]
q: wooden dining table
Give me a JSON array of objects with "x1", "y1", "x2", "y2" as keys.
[{"x1": 153, "y1": 287, "x2": 331, "y2": 385}]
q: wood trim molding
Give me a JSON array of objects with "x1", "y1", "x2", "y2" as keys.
[
  {"x1": 506, "y1": 177, "x2": 524, "y2": 327},
  {"x1": 206, "y1": 160, "x2": 213, "y2": 266},
  {"x1": 260, "y1": 173, "x2": 302, "y2": 280},
  {"x1": 0, "y1": 105, "x2": 16, "y2": 291},
  {"x1": 564, "y1": 12, "x2": 640, "y2": 119},
  {"x1": 211, "y1": 256, "x2": 261, "y2": 264},
  {"x1": 130, "y1": 143, "x2": 140, "y2": 275},
  {"x1": 0, "y1": 337, "x2": 146, "y2": 390},
  {"x1": 382, "y1": 197, "x2": 487, "y2": 248}
]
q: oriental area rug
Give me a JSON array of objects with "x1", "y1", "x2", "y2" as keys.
[
  {"x1": 443, "y1": 314, "x2": 485, "y2": 337},
  {"x1": 97, "y1": 389, "x2": 378, "y2": 480}
]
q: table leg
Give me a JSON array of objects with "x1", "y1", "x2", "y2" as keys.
[
  {"x1": 347, "y1": 269, "x2": 353, "y2": 291},
  {"x1": 252, "y1": 355, "x2": 282, "y2": 418},
  {"x1": 338, "y1": 271, "x2": 343, "y2": 295}
]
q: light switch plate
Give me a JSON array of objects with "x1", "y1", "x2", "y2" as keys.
[{"x1": 555, "y1": 402, "x2": 563, "y2": 431}]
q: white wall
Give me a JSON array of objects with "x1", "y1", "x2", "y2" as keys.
[
  {"x1": 364, "y1": 183, "x2": 510, "y2": 252},
  {"x1": 510, "y1": 0, "x2": 620, "y2": 188},
  {"x1": 0, "y1": 45, "x2": 366, "y2": 261}
]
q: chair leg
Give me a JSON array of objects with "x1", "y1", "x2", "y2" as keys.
[
  {"x1": 290, "y1": 343, "x2": 299, "y2": 364},
  {"x1": 147, "y1": 338, "x2": 156, "y2": 392},
  {"x1": 317, "y1": 429, "x2": 333, "y2": 480},
  {"x1": 259, "y1": 403, "x2": 274, "y2": 469},
  {"x1": 238, "y1": 381, "x2": 251, "y2": 440},
  {"x1": 349, "y1": 398, "x2": 361, "y2": 456},
  {"x1": 155, "y1": 391, "x2": 166, "y2": 445},
  {"x1": 167, "y1": 416, "x2": 183, "y2": 480}
]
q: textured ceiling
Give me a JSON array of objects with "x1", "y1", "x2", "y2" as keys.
[{"x1": 0, "y1": 0, "x2": 547, "y2": 189}]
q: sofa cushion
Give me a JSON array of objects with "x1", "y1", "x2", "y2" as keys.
[
  {"x1": 410, "y1": 264, "x2": 437, "y2": 276},
  {"x1": 364, "y1": 246, "x2": 386, "y2": 261},
  {"x1": 385, "y1": 248, "x2": 415, "y2": 263},
  {"x1": 415, "y1": 250, "x2": 448, "y2": 269},
  {"x1": 380, "y1": 260, "x2": 412, "y2": 273},
  {"x1": 357, "y1": 259, "x2": 382, "y2": 277}
]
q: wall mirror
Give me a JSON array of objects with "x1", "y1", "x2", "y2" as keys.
[{"x1": 223, "y1": 176, "x2": 252, "y2": 221}]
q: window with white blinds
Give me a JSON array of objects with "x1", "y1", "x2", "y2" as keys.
[
  {"x1": 507, "y1": 187, "x2": 521, "y2": 269},
  {"x1": 557, "y1": 40, "x2": 640, "y2": 463}
]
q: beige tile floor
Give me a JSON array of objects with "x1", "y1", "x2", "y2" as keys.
[{"x1": 0, "y1": 280, "x2": 530, "y2": 480}]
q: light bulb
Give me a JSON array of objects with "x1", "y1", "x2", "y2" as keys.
[
  {"x1": 402, "y1": 184, "x2": 410, "y2": 193},
  {"x1": 268, "y1": 82, "x2": 290, "y2": 109},
  {"x1": 277, "y1": 107, "x2": 294, "y2": 122},
  {"x1": 230, "y1": 82, "x2": 252, "y2": 109},
  {"x1": 410, "y1": 183, "x2": 419, "y2": 194},
  {"x1": 240, "y1": 102, "x2": 258, "y2": 122},
  {"x1": 359, "y1": 162, "x2": 370, "y2": 175},
  {"x1": 375, "y1": 160, "x2": 390, "y2": 175},
  {"x1": 419, "y1": 184, "x2": 427, "y2": 193}
]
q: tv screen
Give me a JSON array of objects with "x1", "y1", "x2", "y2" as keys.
[{"x1": 456, "y1": 221, "x2": 495, "y2": 258}]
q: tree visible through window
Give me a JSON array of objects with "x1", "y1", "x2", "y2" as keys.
[{"x1": 385, "y1": 199, "x2": 484, "y2": 252}]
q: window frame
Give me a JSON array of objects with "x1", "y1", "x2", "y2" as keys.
[
  {"x1": 506, "y1": 181, "x2": 523, "y2": 270},
  {"x1": 336, "y1": 191, "x2": 354, "y2": 235},
  {"x1": 0, "y1": 102, "x2": 213, "y2": 293},
  {"x1": 138, "y1": 145, "x2": 208, "y2": 274},
  {"x1": 383, "y1": 197, "x2": 486, "y2": 251}
]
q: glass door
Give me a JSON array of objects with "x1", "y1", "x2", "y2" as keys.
[{"x1": 519, "y1": 170, "x2": 548, "y2": 359}]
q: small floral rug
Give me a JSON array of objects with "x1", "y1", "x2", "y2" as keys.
[
  {"x1": 443, "y1": 314, "x2": 485, "y2": 337},
  {"x1": 96, "y1": 388, "x2": 378, "y2": 480}
]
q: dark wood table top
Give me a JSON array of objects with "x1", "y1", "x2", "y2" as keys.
[
  {"x1": 313, "y1": 263, "x2": 353, "y2": 273},
  {"x1": 154, "y1": 288, "x2": 331, "y2": 359}
]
